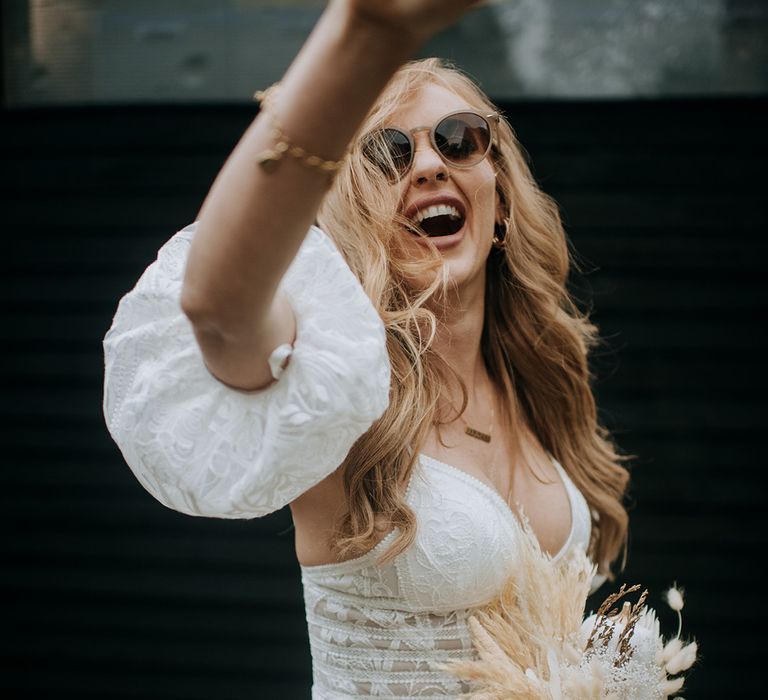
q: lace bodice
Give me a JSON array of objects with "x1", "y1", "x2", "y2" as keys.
[
  {"x1": 103, "y1": 224, "x2": 596, "y2": 699},
  {"x1": 302, "y1": 454, "x2": 591, "y2": 699}
]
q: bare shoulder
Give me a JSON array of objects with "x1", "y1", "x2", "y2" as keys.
[{"x1": 289, "y1": 468, "x2": 347, "y2": 566}]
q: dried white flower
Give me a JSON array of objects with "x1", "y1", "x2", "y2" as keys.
[
  {"x1": 662, "y1": 675, "x2": 685, "y2": 695},
  {"x1": 665, "y1": 641, "x2": 698, "y2": 675},
  {"x1": 665, "y1": 586, "x2": 685, "y2": 612},
  {"x1": 444, "y1": 522, "x2": 698, "y2": 700},
  {"x1": 665, "y1": 586, "x2": 686, "y2": 638},
  {"x1": 661, "y1": 638, "x2": 683, "y2": 664}
]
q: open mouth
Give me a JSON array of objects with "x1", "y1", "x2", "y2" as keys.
[{"x1": 412, "y1": 204, "x2": 465, "y2": 237}]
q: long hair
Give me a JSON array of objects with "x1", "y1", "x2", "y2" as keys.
[{"x1": 316, "y1": 58, "x2": 629, "y2": 576}]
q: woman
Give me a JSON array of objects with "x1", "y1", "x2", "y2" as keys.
[{"x1": 104, "y1": 1, "x2": 629, "y2": 697}]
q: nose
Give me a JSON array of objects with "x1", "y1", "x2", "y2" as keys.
[{"x1": 409, "y1": 132, "x2": 448, "y2": 185}]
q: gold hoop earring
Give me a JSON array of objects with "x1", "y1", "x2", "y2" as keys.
[{"x1": 492, "y1": 219, "x2": 509, "y2": 249}]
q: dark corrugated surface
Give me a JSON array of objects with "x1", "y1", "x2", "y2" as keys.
[{"x1": 2, "y1": 98, "x2": 766, "y2": 698}]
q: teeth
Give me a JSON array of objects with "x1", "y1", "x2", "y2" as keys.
[{"x1": 414, "y1": 204, "x2": 461, "y2": 224}]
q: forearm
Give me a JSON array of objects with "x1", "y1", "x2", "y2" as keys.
[{"x1": 183, "y1": 4, "x2": 417, "y2": 359}]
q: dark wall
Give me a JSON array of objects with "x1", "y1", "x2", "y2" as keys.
[{"x1": 2, "y1": 98, "x2": 766, "y2": 698}]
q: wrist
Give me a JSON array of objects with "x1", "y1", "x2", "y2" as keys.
[{"x1": 329, "y1": 1, "x2": 426, "y2": 59}]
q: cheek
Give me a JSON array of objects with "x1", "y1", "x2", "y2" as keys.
[
  {"x1": 471, "y1": 174, "x2": 498, "y2": 229},
  {"x1": 475, "y1": 165, "x2": 497, "y2": 201}
]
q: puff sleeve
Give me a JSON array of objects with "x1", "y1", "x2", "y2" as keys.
[{"x1": 103, "y1": 223, "x2": 390, "y2": 518}]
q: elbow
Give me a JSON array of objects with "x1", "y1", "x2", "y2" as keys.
[
  {"x1": 180, "y1": 287, "x2": 232, "y2": 349},
  {"x1": 180, "y1": 281, "x2": 209, "y2": 326},
  {"x1": 181, "y1": 283, "x2": 252, "y2": 342},
  {"x1": 180, "y1": 274, "x2": 228, "y2": 332},
  {"x1": 180, "y1": 286, "x2": 216, "y2": 341}
]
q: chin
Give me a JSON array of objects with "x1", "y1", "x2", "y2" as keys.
[
  {"x1": 399, "y1": 233, "x2": 490, "y2": 297},
  {"x1": 438, "y1": 258, "x2": 488, "y2": 297}
]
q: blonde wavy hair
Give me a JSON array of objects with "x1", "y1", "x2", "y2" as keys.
[{"x1": 315, "y1": 58, "x2": 629, "y2": 577}]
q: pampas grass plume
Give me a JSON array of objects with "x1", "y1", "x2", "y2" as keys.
[{"x1": 445, "y1": 521, "x2": 698, "y2": 699}]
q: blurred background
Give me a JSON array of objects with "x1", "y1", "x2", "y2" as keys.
[{"x1": 2, "y1": 0, "x2": 767, "y2": 698}]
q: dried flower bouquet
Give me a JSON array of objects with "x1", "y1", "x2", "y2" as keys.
[{"x1": 445, "y1": 524, "x2": 697, "y2": 700}]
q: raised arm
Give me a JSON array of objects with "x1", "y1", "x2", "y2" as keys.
[{"x1": 180, "y1": 0, "x2": 481, "y2": 390}]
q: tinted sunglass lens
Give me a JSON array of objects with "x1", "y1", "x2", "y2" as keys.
[
  {"x1": 362, "y1": 128, "x2": 412, "y2": 180},
  {"x1": 434, "y1": 114, "x2": 490, "y2": 166},
  {"x1": 383, "y1": 129, "x2": 412, "y2": 175}
]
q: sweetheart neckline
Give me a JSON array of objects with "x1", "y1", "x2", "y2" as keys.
[
  {"x1": 301, "y1": 453, "x2": 578, "y2": 574},
  {"x1": 418, "y1": 453, "x2": 577, "y2": 562}
]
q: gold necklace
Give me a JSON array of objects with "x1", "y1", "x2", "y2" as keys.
[{"x1": 460, "y1": 404, "x2": 495, "y2": 443}]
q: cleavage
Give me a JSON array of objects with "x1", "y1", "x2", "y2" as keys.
[{"x1": 421, "y1": 427, "x2": 573, "y2": 558}]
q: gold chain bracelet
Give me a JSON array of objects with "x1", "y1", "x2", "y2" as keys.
[{"x1": 253, "y1": 88, "x2": 345, "y2": 177}]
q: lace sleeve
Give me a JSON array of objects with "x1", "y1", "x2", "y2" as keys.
[{"x1": 103, "y1": 223, "x2": 390, "y2": 519}]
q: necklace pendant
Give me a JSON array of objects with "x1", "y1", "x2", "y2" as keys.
[{"x1": 465, "y1": 426, "x2": 492, "y2": 443}]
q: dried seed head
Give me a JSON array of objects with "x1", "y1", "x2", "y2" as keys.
[{"x1": 665, "y1": 586, "x2": 685, "y2": 612}]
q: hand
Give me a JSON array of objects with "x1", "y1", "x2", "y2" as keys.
[{"x1": 339, "y1": 0, "x2": 485, "y2": 47}]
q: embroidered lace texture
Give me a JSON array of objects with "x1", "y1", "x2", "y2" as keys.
[
  {"x1": 301, "y1": 455, "x2": 592, "y2": 699},
  {"x1": 103, "y1": 223, "x2": 390, "y2": 517}
]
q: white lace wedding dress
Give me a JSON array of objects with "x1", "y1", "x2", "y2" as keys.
[{"x1": 103, "y1": 224, "x2": 594, "y2": 699}]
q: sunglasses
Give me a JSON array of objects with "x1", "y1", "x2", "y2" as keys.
[{"x1": 362, "y1": 110, "x2": 499, "y2": 181}]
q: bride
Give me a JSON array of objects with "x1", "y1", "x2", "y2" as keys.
[{"x1": 104, "y1": 1, "x2": 629, "y2": 697}]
